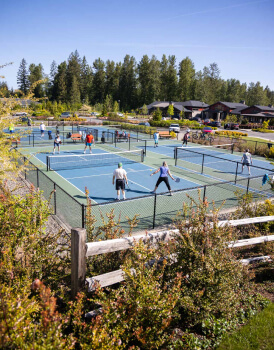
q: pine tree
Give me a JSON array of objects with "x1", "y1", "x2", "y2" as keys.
[
  {"x1": 92, "y1": 58, "x2": 106, "y2": 103},
  {"x1": 119, "y1": 55, "x2": 137, "y2": 110},
  {"x1": 17, "y1": 58, "x2": 29, "y2": 95},
  {"x1": 66, "y1": 50, "x2": 82, "y2": 103},
  {"x1": 28, "y1": 63, "x2": 44, "y2": 98},
  {"x1": 54, "y1": 62, "x2": 67, "y2": 103},
  {"x1": 81, "y1": 56, "x2": 92, "y2": 103},
  {"x1": 178, "y1": 57, "x2": 195, "y2": 101}
]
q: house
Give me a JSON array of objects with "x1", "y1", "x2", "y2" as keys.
[
  {"x1": 204, "y1": 101, "x2": 248, "y2": 121},
  {"x1": 240, "y1": 105, "x2": 274, "y2": 123},
  {"x1": 180, "y1": 100, "x2": 209, "y2": 118},
  {"x1": 145, "y1": 100, "x2": 207, "y2": 119}
]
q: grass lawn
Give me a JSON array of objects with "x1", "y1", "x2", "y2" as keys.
[{"x1": 217, "y1": 303, "x2": 274, "y2": 350}]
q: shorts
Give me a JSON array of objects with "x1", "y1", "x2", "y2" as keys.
[
  {"x1": 154, "y1": 139, "x2": 159, "y2": 144},
  {"x1": 116, "y1": 179, "x2": 125, "y2": 190},
  {"x1": 86, "y1": 142, "x2": 92, "y2": 146},
  {"x1": 155, "y1": 176, "x2": 171, "y2": 190},
  {"x1": 243, "y1": 162, "x2": 250, "y2": 166},
  {"x1": 40, "y1": 130, "x2": 45, "y2": 134},
  {"x1": 9, "y1": 130, "x2": 14, "y2": 133},
  {"x1": 54, "y1": 142, "x2": 60, "y2": 147}
]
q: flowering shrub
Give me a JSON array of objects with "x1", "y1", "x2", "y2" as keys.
[{"x1": 215, "y1": 130, "x2": 248, "y2": 137}]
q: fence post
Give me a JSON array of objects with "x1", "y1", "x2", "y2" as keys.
[
  {"x1": 203, "y1": 185, "x2": 207, "y2": 202},
  {"x1": 37, "y1": 168, "x2": 39, "y2": 188},
  {"x1": 255, "y1": 141, "x2": 258, "y2": 153},
  {"x1": 201, "y1": 154, "x2": 205, "y2": 174},
  {"x1": 246, "y1": 178, "x2": 250, "y2": 194},
  {"x1": 175, "y1": 147, "x2": 178, "y2": 166},
  {"x1": 152, "y1": 193, "x2": 157, "y2": 229},
  {"x1": 115, "y1": 135, "x2": 117, "y2": 148},
  {"x1": 71, "y1": 228, "x2": 87, "y2": 298},
  {"x1": 32, "y1": 133, "x2": 35, "y2": 147},
  {"x1": 235, "y1": 162, "x2": 238, "y2": 184},
  {"x1": 144, "y1": 140, "x2": 147, "y2": 156},
  {"x1": 53, "y1": 183, "x2": 57, "y2": 215},
  {"x1": 82, "y1": 204, "x2": 85, "y2": 228},
  {"x1": 24, "y1": 157, "x2": 27, "y2": 180},
  {"x1": 129, "y1": 135, "x2": 131, "y2": 151},
  {"x1": 137, "y1": 131, "x2": 139, "y2": 141}
]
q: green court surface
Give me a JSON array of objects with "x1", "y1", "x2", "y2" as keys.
[{"x1": 18, "y1": 135, "x2": 274, "y2": 235}]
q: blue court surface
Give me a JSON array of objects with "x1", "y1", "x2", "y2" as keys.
[{"x1": 32, "y1": 147, "x2": 200, "y2": 203}]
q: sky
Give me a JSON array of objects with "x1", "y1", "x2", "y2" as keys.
[{"x1": 1, "y1": 0, "x2": 274, "y2": 91}]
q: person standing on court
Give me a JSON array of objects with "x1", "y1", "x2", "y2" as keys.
[
  {"x1": 27, "y1": 118, "x2": 32, "y2": 129},
  {"x1": 241, "y1": 149, "x2": 253, "y2": 175},
  {"x1": 53, "y1": 134, "x2": 61, "y2": 154},
  {"x1": 112, "y1": 162, "x2": 128, "y2": 200},
  {"x1": 84, "y1": 132, "x2": 94, "y2": 153},
  {"x1": 182, "y1": 131, "x2": 189, "y2": 147},
  {"x1": 150, "y1": 161, "x2": 175, "y2": 195},
  {"x1": 9, "y1": 123, "x2": 14, "y2": 134},
  {"x1": 40, "y1": 122, "x2": 46, "y2": 137},
  {"x1": 153, "y1": 131, "x2": 159, "y2": 148}
]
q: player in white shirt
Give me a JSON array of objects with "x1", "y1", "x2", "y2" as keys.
[
  {"x1": 112, "y1": 162, "x2": 128, "y2": 200},
  {"x1": 40, "y1": 122, "x2": 46, "y2": 136}
]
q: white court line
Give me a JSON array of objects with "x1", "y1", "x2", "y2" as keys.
[
  {"x1": 128, "y1": 179, "x2": 151, "y2": 191},
  {"x1": 29, "y1": 152, "x2": 92, "y2": 202},
  {"x1": 66, "y1": 168, "x2": 151, "y2": 180}
]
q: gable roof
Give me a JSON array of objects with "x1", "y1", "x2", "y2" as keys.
[
  {"x1": 254, "y1": 105, "x2": 274, "y2": 111},
  {"x1": 180, "y1": 100, "x2": 209, "y2": 108},
  {"x1": 216, "y1": 101, "x2": 248, "y2": 109}
]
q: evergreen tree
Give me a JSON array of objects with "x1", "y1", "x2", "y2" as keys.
[
  {"x1": 149, "y1": 55, "x2": 161, "y2": 102},
  {"x1": 202, "y1": 63, "x2": 222, "y2": 104},
  {"x1": 48, "y1": 60, "x2": 58, "y2": 99},
  {"x1": 119, "y1": 55, "x2": 137, "y2": 110},
  {"x1": 92, "y1": 58, "x2": 106, "y2": 103},
  {"x1": 159, "y1": 54, "x2": 169, "y2": 101},
  {"x1": 81, "y1": 56, "x2": 92, "y2": 103},
  {"x1": 159, "y1": 55, "x2": 177, "y2": 101},
  {"x1": 17, "y1": 58, "x2": 29, "y2": 95},
  {"x1": 246, "y1": 82, "x2": 268, "y2": 106},
  {"x1": 138, "y1": 55, "x2": 152, "y2": 105},
  {"x1": 28, "y1": 63, "x2": 44, "y2": 98},
  {"x1": 54, "y1": 62, "x2": 67, "y2": 103},
  {"x1": 178, "y1": 57, "x2": 195, "y2": 101},
  {"x1": 105, "y1": 60, "x2": 120, "y2": 101},
  {"x1": 69, "y1": 75, "x2": 81, "y2": 104},
  {"x1": 66, "y1": 50, "x2": 81, "y2": 103}
]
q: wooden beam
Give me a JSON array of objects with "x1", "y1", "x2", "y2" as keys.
[
  {"x1": 86, "y1": 230, "x2": 176, "y2": 257},
  {"x1": 228, "y1": 235, "x2": 274, "y2": 248},
  {"x1": 240, "y1": 256, "x2": 271, "y2": 265},
  {"x1": 71, "y1": 228, "x2": 87, "y2": 298},
  {"x1": 86, "y1": 216, "x2": 274, "y2": 257}
]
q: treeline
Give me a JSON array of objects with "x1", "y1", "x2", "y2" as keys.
[{"x1": 2, "y1": 50, "x2": 274, "y2": 110}]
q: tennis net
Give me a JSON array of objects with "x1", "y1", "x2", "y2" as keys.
[
  {"x1": 46, "y1": 149, "x2": 144, "y2": 171},
  {"x1": 175, "y1": 144, "x2": 234, "y2": 160}
]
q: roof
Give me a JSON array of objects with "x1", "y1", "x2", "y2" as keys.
[
  {"x1": 253, "y1": 105, "x2": 274, "y2": 112},
  {"x1": 242, "y1": 112, "x2": 274, "y2": 118},
  {"x1": 180, "y1": 100, "x2": 209, "y2": 108},
  {"x1": 229, "y1": 105, "x2": 249, "y2": 114},
  {"x1": 173, "y1": 104, "x2": 191, "y2": 112},
  {"x1": 209, "y1": 101, "x2": 248, "y2": 109}
]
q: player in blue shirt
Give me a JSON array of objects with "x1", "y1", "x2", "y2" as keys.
[{"x1": 150, "y1": 161, "x2": 175, "y2": 195}]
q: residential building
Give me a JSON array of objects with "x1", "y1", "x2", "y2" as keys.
[
  {"x1": 240, "y1": 105, "x2": 274, "y2": 123},
  {"x1": 204, "y1": 101, "x2": 248, "y2": 121}
]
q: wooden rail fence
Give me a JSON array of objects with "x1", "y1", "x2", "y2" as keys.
[{"x1": 71, "y1": 216, "x2": 274, "y2": 299}]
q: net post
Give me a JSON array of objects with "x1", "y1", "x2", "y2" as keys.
[
  {"x1": 82, "y1": 204, "x2": 85, "y2": 228},
  {"x1": 141, "y1": 149, "x2": 144, "y2": 162},
  {"x1": 175, "y1": 147, "x2": 178, "y2": 166},
  {"x1": 235, "y1": 162, "x2": 238, "y2": 184},
  {"x1": 201, "y1": 154, "x2": 205, "y2": 174},
  {"x1": 231, "y1": 143, "x2": 234, "y2": 154},
  {"x1": 246, "y1": 177, "x2": 250, "y2": 194},
  {"x1": 203, "y1": 185, "x2": 207, "y2": 202},
  {"x1": 29, "y1": 135, "x2": 30, "y2": 145},
  {"x1": 145, "y1": 140, "x2": 147, "y2": 155},
  {"x1": 129, "y1": 136, "x2": 131, "y2": 151},
  {"x1": 53, "y1": 183, "x2": 57, "y2": 215},
  {"x1": 32, "y1": 133, "x2": 34, "y2": 147},
  {"x1": 46, "y1": 156, "x2": 49, "y2": 171},
  {"x1": 137, "y1": 131, "x2": 139, "y2": 141},
  {"x1": 115, "y1": 134, "x2": 117, "y2": 148},
  {"x1": 153, "y1": 193, "x2": 157, "y2": 229}
]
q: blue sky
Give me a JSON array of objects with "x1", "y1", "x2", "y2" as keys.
[{"x1": 1, "y1": 0, "x2": 274, "y2": 91}]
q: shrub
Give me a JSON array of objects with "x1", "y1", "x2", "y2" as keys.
[{"x1": 215, "y1": 130, "x2": 248, "y2": 137}]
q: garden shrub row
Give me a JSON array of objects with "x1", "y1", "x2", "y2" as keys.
[{"x1": 215, "y1": 130, "x2": 248, "y2": 137}]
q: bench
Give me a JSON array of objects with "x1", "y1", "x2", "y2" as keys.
[
  {"x1": 158, "y1": 131, "x2": 172, "y2": 139},
  {"x1": 71, "y1": 133, "x2": 82, "y2": 142}
]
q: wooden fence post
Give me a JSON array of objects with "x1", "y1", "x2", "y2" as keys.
[{"x1": 71, "y1": 228, "x2": 87, "y2": 298}]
